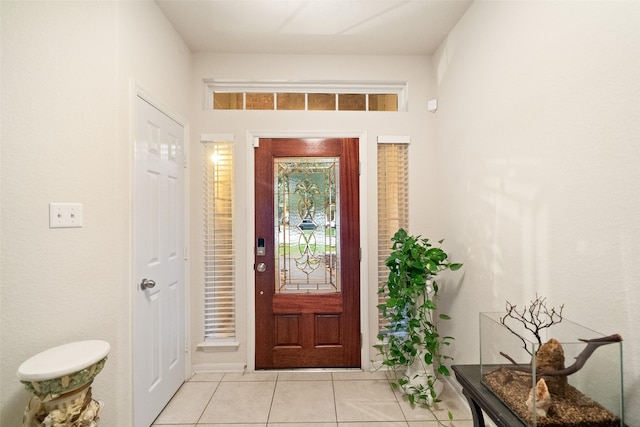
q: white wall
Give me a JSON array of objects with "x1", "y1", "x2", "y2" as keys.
[
  {"x1": 433, "y1": 0, "x2": 640, "y2": 423},
  {"x1": 0, "y1": 1, "x2": 191, "y2": 425},
  {"x1": 188, "y1": 53, "x2": 439, "y2": 371}
]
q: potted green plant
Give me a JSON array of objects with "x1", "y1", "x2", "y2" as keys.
[{"x1": 375, "y1": 228, "x2": 463, "y2": 420}]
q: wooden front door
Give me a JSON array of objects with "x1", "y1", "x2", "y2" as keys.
[{"x1": 255, "y1": 138, "x2": 361, "y2": 369}]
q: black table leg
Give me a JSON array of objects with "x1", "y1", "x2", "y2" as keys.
[
  {"x1": 452, "y1": 365, "x2": 526, "y2": 427},
  {"x1": 461, "y1": 387, "x2": 485, "y2": 427}
]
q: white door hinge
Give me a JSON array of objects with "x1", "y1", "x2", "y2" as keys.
[{"x1": 184, "y1": 248, "x2": 188, "y2": 260}]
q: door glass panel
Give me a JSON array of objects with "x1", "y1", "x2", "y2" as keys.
[{"x1": 274, "y1": 157, "x2": 340, "y2": 294}]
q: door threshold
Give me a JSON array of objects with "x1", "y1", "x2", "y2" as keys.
[{"x1": 255, "y1": 368, "x2": 363, "y2": 373}]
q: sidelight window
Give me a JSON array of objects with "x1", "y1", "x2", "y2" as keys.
[
  {"x1": 377, "y1": 138, "x2": 409, "y2": 333},
  {"x1": 203, "y1": 139, "x2": 235, "y2": 340}
]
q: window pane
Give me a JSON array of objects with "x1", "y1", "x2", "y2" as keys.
[
  {"x1": 246, "y1": 93, "x2": 275, "y2": 110},
  {"x1": 277, "y1": 93, "x2": 305, "y2": 110},
  {"x1": 214, "y1": 92, "x2": 243, "y2": 110},
  {"x1": 377, "y1": 143, "x2": 409, "y2": 333},
  {"x1": 338, "y1": 94, "x2": 366, "y2": 111},
  {"x1": 203, "y1": 142, "x2": 236, "y2": 340},
  {"x1": 308, "y1": 93, "x2": 336, "y2": 111},
  {"x1": 274, "y1": 158, "x2": 340, "y2": 294},
  {"x1": 369, "y1": 94, "x2": 398, "y2": 112}
]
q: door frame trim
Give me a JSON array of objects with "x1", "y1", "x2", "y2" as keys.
[
  {"x1": 130, "y1": 82, "x2": 191, "y2": 421},
  {"x1": 246, "y1": 130, "x2": 369, "y2": 371}
]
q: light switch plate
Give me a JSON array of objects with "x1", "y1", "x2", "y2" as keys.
[{"x1": 49, "y1": 203, "x2": 83, "y2": 228}]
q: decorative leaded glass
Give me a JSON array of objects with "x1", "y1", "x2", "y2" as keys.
[{"x1": 274, "y1": 157, "x2": 340, "y2": 293}]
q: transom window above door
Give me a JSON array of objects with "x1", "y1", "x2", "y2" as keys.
[{"x1": 205, "y1": 80, "x2": 406, "y2": 112}]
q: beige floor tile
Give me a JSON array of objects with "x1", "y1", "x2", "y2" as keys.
[
  {"x1": 152, "y1": 370, "x2": 472, "y2": 426},
  {"x1": 332, "y1": 370, "x2": 389, "y2": 381},
  {"x1": 334, "y1": 379, "x2": 405, "y2": 422},
  {"x1": 270, "y1": 423, "x2": 336, "y2": 427},
  {"x1": 221, "y1": 371, "x2": 278, "y2": 382},
  {"x1": 407, "y1": 420, "x2": 473, "y2": 427},
  {"x1": 199, "y1": 381, "x2": 275, "y2": 424},
  {"x1": 277, "y1": 371, "x2": 333, "y2": 381},
  {"x1": 268, "y1": 380, "x2": 336, "y2": 423},
  {"x1": 396, "y1": 401, "x2": 440, "y2": 423},
  {"x1": 449, "y1": 420, "x2": 474, "y2": 427},
  {"x1": 197, "y1": 424, "x2": 266, "y2": 427},
  {"x1": 338, "y1": 422, "x2": 408, "y2": 427},
  {"x1": 153, "y1": 381, "x2": 218, "y2": 424},
  {"x1": 396, "y1": 382, "x2": 472, "y2": 422},
  {"x1": 189, "y1": 372, "x2": 224, "y2": 382}
]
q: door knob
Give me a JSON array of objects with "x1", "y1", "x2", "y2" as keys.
[
  {"x1": 140, "y1": 278, "x2": 156, "y2": 290},
  {"x1": 256, "y1": 263, "x2": 266, "y2": 273}
]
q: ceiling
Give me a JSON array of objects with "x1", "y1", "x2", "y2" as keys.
[{"x1": 155, "y1": 0, "x2": 473, "y2": 55}]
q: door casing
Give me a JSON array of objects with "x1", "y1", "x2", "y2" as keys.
[{"x1": 246, "y1": 130, "x2": 369, "y2": 371}]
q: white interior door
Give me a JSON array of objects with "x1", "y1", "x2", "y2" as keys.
[{"x1": 134, "y1": 95, "x2": 186, "y2": 427}]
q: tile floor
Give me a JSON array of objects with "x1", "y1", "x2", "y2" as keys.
[{"x1": 152, "y1": 370, "x2": 474, "y2": 426}]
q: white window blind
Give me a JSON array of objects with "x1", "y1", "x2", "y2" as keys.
[
  {"x1": 203, "y1": 141, "x2": 235, "y2": 340},
  {"x1": 377, "y1": 142, "x2": 409, "y2": 333}
]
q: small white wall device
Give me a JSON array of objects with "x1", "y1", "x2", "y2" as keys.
[{"x1": 427, "y1": 98, "x2": 438, "y2": 113}]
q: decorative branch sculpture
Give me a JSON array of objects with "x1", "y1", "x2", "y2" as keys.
[
  {"x1": 500, "y1": 295, "x2": 564, "y2": 356},
  {"x1": 498, "y1": 296, "x2": 622, "y2": 378},
  {"x1": 500, "y1": 334, "x2": 623, "y2": 376}
]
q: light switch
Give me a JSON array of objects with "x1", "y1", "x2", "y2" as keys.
[{"x1": 49, "y1": 203, "x2": 83, "y2": 228}]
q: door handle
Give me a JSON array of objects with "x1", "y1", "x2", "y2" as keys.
[
  {"x1": 140, "y1": 278, "x2": 156, "y2": 290},
  {"x1": 256, "y1": 262, "x2": 267, "y2": 273}
]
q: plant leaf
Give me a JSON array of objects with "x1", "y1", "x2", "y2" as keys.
[
  {"x1": 424, "y1": 353, "x2": 433, "y2": 365},
  {"x1": 424, "y1": 300, "x2": 437, "y2": 310},
  {"x1": 449, "y1": 263, "x2": 463, "y2": 271}
]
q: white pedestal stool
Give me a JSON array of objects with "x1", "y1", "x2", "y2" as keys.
[{"x1": 17, "y1": 340, "x2": 110, "y2": 427}]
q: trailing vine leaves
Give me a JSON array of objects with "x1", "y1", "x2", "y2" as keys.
[{"x1": 374, "y1": 228, "x2": 462, "y2": 426}]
